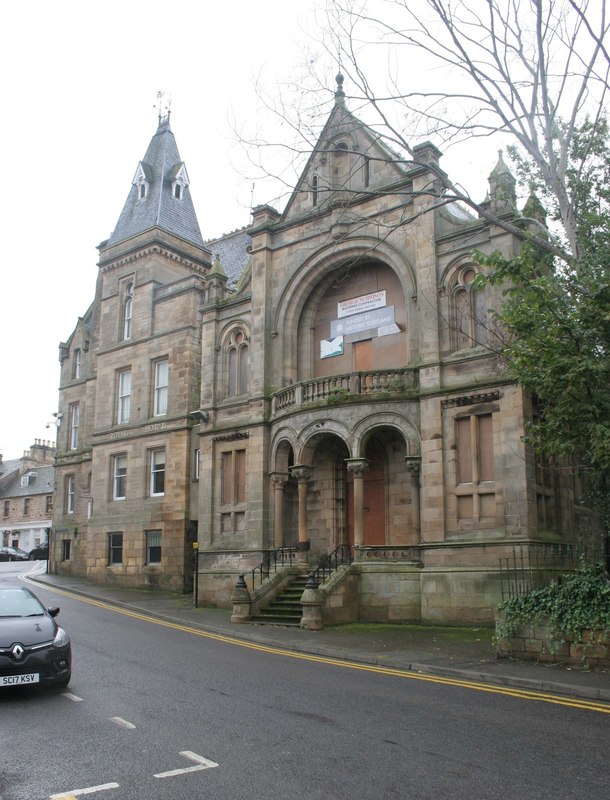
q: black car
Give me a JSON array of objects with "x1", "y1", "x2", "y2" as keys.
[
  {"x1": 0, "y1": 547, "x2": 29, "y2": 562},
  {"x1": 0, "y1": 586, "x2": 71, "y2": 688},
  {"x1": 28, "y1": 543, "x2": 49, "y2": 561}
]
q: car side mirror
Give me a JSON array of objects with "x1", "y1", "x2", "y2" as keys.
[{"x1": 48, "y1": 607, "x2": 60, "y2": 617}]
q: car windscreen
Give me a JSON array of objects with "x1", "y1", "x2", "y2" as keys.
[{"x1": 0, "y1": 588, "x2": 46, "y2": 617}]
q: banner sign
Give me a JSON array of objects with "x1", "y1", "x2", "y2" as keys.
[
  {"x1": 320, "y1": 336, "x2": 344, "y2": 359},
  {"x1": 337, "y1": 291, "x2": 386, "y2": 319},
  {"x1": 330, "y1": 306, "x2": 395, "y2": 337}
]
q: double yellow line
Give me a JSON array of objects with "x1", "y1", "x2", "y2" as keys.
[{"x1": 34, "y1": 581, "x2": 610, "y2": 716}]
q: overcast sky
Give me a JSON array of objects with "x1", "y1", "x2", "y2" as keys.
[{"x1": 0, "y1": 0, "x2": 497, "y2": 460}]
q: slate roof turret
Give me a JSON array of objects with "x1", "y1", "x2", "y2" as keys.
[{"x1": 106, "y1": 116, "x2": 204, "y2": 249}]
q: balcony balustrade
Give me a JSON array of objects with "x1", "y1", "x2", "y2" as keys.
[{"x1": 271, "y1": 367, "x2": 418, "y2": 416}]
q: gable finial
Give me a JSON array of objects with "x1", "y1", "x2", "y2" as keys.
[
  {"x1": 335, "y1": 70, "x2": 345, "y2": 105},
  {"x1": 154, "y1": 90, "x2": 172, "y2": 127}
]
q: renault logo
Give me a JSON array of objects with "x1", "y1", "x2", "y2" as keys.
[{"x1": 11, "y1": 644, "x2": 25, "y2": 660}]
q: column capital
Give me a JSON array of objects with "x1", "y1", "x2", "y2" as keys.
[
  {"x1": 270, "y1": 471, "x2": 290, "y2": 489},
  {"x1": 406, "y1": 456, "x2": 421, "y2": 477},
  {"x1": 290, "y1": 464, "x2": 314, "y2": 483},
  {"x1": 345, "y1": 457, "x2": 371, "y2": 478}
]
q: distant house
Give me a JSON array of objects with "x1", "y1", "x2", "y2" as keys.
[{"x1": 0, "y1": 440, "x2": 55, "y2": 552}]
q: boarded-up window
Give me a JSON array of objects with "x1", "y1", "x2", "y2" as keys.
[
  {"x1": 221, "y1": 449, "x2": 246, "y2": 506},
  {"x1": 455, "y1": 412, "x2": 495, "y2": 523}
]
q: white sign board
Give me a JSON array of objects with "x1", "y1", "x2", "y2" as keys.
[
  {"x1": 320, "y1": 336, "x2": 344, "y2": 359},
  {"x1": 330, "y1": 306, "x2": 395, "y2": 338},
  {"x1": 337, "y1": 291, "x2": 386, "y2": 319}
]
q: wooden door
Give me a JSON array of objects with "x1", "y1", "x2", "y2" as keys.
[{"x1": 346, "y1": 442, "x2": 386, "y2": 546}]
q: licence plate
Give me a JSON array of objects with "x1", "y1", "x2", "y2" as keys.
[{"x1": 1, "y1": 673, "x2": 40, "y2": 686}]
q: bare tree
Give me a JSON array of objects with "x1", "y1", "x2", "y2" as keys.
[{"x1": 239, "y1": 0, "x2": 609, "y2": 263}]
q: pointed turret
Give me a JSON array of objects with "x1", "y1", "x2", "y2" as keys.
[
  {"x1": 106, "y1": 115, "x2": 204, "y2": 249},
  {"x1": 488, "y1": 150, "x2": 516, "y2": 213}
]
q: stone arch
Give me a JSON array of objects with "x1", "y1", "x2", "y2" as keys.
[{"x1": 272, "y1": 239, "x2": 416, "y2": 385}]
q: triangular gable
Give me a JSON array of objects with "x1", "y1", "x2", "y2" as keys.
[{"x1": 281, "y1": 102, "x2": 409, "y2": 224}]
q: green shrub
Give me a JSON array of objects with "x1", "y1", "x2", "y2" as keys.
[{"x1": 496, "y1": 563, "x2": 610, "y2": 650}]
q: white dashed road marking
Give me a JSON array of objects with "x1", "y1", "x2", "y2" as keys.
[
  {"x1": 154, "y1": 750, "x2": 219, "y2": 778},
  {"x1": 50, "y1": 782, "x2": 119, "y2": 798},
  {"x1": 62, "y1": 692, "x2": 83, "y2": 702},
  {"x1": 110, "y1": 716, "x2": 136, "y2": 729}
]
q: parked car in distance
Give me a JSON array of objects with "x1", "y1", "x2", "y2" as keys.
[
  {"x1": 0, "y1": 547, "x2": 29, "y2": 562},
  {"x1": 28, "y1": 543, "x2": 49, "y2": 560},
  {"x1": 0, "y1": 585, "x2": 71, "y2": 688}
]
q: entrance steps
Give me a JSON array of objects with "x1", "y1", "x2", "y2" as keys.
[{"x1": 248, "y1": 573, "x2": 310, "y2": 626}]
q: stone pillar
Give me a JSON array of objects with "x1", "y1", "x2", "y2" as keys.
[
  {"x1": 230, "y1": 574, "x2": 252, "y2": 624},
  {"x1": 270, "y1": 472, "x2": 289, "y2": 548},
  {"x1": 346, "y1": 458, "x2": 370, "y2": 547},
  {"x1": 290, "y1": 465, "x2": 313, "y2": 551},
  {"x1": 406, "y1": 457, "x2": 421, "y2": 536}
]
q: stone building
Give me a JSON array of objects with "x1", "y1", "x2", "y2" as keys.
[
  {"x1": 53, "y1": 82, "x2": 584, "y2": 623},
  {"x1": 1, "y1": 440, "x2": 55, "y2": 553}
]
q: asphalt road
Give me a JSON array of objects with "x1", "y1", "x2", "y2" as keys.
[{"x1": 1, "y1": 567, "x2": 609, "y2": 799}]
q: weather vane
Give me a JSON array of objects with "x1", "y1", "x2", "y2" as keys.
[{"x1": 154, "y1": 90, "x2": 172, "y2": 125}]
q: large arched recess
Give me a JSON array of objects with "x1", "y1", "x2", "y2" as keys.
[{"x1": 274, "y1": 239, "x2": 416, "y2": 384}]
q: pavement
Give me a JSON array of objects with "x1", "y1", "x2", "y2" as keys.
[{"x1": 27, "y1": 569, "x2": 610, "y2": 704}]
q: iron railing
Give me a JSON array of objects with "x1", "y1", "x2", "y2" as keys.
[
  {"x1": 498, "y1": 541, "x2": 603, "y2": 601},
  {"x1": 309, "y1": 544, "x2": 354, "y2": 585},
  {"x1": 249, "y1": 546, "x2": 298, "y2": 591}
]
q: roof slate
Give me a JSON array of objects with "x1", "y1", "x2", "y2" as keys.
[
  {"x1": 204, "y1": 228, "x2": 252, "y2": 288},
  {"x1": 106, "y1": 118, "x2": 204, "y2": 250}
]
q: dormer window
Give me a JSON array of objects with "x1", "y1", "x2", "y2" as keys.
[
  {"x1": 132, "y1": 162, "x2": 150, "y2": 202},
  {"x1": 170, "y1": 162, "x2": 189, "y2": 202}
]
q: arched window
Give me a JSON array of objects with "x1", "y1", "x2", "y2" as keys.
[
  {"x1": 122, "y1": 282, "x2": 134, "y2": 341},
  {"x1": 452, "y1": 268, "x2": 488, "y2": 350},
  {"x1": 311, "y1": 174, "x2": 318, "y2": 207},
  {"x1": 227, "y1": 329, "x2": 249, "y2": 397}
]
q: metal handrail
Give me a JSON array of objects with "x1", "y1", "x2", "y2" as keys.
[
  {"x1": 310, "y1": 544, "x2": 354, "y2": 584},
  {"x1": 249, "y1": 546, "x2": 298, "y2": 591}
]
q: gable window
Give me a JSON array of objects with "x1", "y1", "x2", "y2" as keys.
[
  {"x1": 149, "y1": 448, "x2": 166, "y2": 496},
  {"x1": 139, "y1": 183, "x2": 147, "y2": 200},
  {"x1": 20, "y1": 475, "x2": 30, "y2": 488},
  {"x1": 66, "y1": 475, "x2": 75, "y2": 514},
  {"x1": 133, "y1": 162, "x2": 149, "y2": 201},
  {"x1": 108, "y1": 532, "x2": 123, "y2": 565},
  {"x1": 311, "y1": 174, "x2": 318, "y2": 207},
  {"x1": 23, "y1": 497, "x2": 30, "y2": 515},
  {"x1": 227, "y1": 329, "x2": 249, "y2": 397},
  {"x1": 113, "y1": 455, "x2": 127, "y2": 501},
  {"x1": 69, "y1": 403, "x2": 80, "y2": 450},
  {"x1": 153, "y1": 358, "x2": 169, "y2": 416},
  {"x1": 72, "y1": 348, "x2": 81, "y2": 380},
  {"x1": 452, "y1": 268, "x2": 488, "y2": 350},
  {"x1": 363, "y1": 156, "x2": 370, "y2": 188},
  {"x1": 146, "y1": 530, "x2": 162, "y2": 564},
  {"x1": 454, "y1": 412, "x2": 495, "y2": 523},
  {"x1": 117, "y1": 369, "x2": 131, "y2": 424}
]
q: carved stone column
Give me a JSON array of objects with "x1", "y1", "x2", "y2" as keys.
[
  {"x1": 270, "y1": 472, "x2": 289, "y2": 548},
  {"x1": 346, "y1": 458, "x2": 370, "y2": 548},
  {"x1": 290, "y1": 465, "x2": 314, "y2": 550},
  {"x1": 406, "y1": 457, "x2": 421, "y2": 535}
]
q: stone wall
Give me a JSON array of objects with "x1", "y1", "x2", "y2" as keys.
[{"x1": 496, "y1": 617, "x2": 610, "y2": 668}]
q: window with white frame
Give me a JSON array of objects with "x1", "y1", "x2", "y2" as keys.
[
  {"x1": 117, "y1": 369, "x2": 131, "y2": 424},
  {"x1": 153, "y1": 358, "x2": 168, "y2": 416},
  {"x1": 149, "y1": 448, "x2": 165, "y2": 496},
  {"x1": 66, "y1": 475, "x2": 75, "y2": 514},
  {"x1": 113, "y1": 455, "x2": 127, "y2": 500},
  {"x1": 145, "y1": 530, "x2": 162, "y2": 564},
  {"x1": 122, "y1": 282, "x2": 134, "y2": 341},
  {"x1": 68, "y1": 403, "x2": 79, "y2": 450},
  {"x1": 193, "y1": 448, "x2": 200, "y2": 480},
  {"x1": 72, "y1": 348, "x2": 81, "y2": 380}
]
